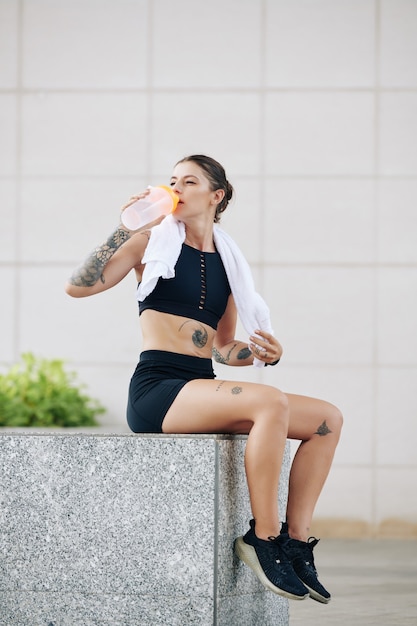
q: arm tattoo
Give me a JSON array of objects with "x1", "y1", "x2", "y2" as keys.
[
  {"x1": 212, "y1": 347, "x2": 225, "y2": 363},
  {"x1": 237, "y1": 347, "x2": 252, "y2": 360},
  {"x1": 212, "y1": 343, "x2": 238, "y2": 364},
  {"x1": 69, "y1": 227, "x2": 131, "y2": 287},
  {"x1": 314, "y1": 420, "x2": 332, "y2": 436}
]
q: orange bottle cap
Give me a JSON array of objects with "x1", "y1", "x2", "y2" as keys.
[{"x1": 158, "y1": 185, "x2": 179, "y2": 212}]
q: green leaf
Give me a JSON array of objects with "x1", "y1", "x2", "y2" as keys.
[{"x1": 0, "y1": 353, "x2": 105, "y2": 428}]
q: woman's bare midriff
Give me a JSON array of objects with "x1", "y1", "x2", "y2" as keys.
[{"x1": 139, "y1": 309, "x2": 216, "y2": 359}]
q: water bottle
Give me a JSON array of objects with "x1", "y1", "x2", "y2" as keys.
[{"x1": 121, "y1": 185, "x2": 179, "y2": 231}]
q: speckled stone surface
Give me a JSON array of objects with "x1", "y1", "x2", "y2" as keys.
[
  {"x1": 216, "y1": 438, "x2": 290, "y2": 625},
  {"x1": 0, "y1": 433, "x2": 290, "y2": 625}
]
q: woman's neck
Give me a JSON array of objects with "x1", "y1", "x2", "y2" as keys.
[{"x1": 184, "y1": 222, "x2": 215, "y2": 252}]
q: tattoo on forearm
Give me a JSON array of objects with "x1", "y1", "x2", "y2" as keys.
[
  {"x1": 178, "y1": 320, "x2": 208, "y2": 348},
  {"x1": 237, "y1": 347, "x2": 252, "y2": 360},
  {"x1": 69, "y1": 227, "x2": 131, "y2": 287},
  {"x1": 212, "y1": 343, "x2": 238, "y2": 364},
  {"x1": 212, "y1": 347, "x2": 224, "y2": 363},
  {"x1": 216, "y1": 381, "x2": 225, "y2": 392},
  {"x1": 314, "y1": 420, "x2": 332, "y2": 436}
]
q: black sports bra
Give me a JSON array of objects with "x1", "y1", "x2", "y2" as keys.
[{"x1": 139, "y1": 244, "x2": 231, "y2": 330}]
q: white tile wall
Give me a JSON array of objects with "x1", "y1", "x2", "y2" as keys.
[
  {"x1": 376, "y1": 468, "x2": 417, "y2": 522},
  {"x1": 312, "y1": 466, "x2": 374, "y2": 521},
  {"x1": 0, "y1": 94, "x2": 17, "y2": 176},
  {"x1": 380, "y1": 93, "x2": 417, "y2": 176},
  {"x1": 152, "y1": 0, "x2": 262, "y2": 89},
  {"x1": 0, "y1": 181, "x2": 17, "y2": 262},
  {"x1": 265, "y1": 93, "x2": 375, "y2": 176},
  {"x1": 2, "y1": 0, "x2": 417, "y2": 533},
  {"x1": 377, "y1": 181, "x2": 417, "y2": 263},
  {"x1": 150, "y1": 93, "x2": 262, "y2": 176},
  {"x1": 19, "y1": 178, "x2": 145, "y2": 262},
  {"x1": 21, "y1": 93, "x2": 148, "y2": 176},
  {"x1": 266, "y1": 0, "x2": 376, "y2": 88},
  {"x1": 377, "y1": 368, "x2": 417, "y2": 465},
  {"x1": 75, "y1": 364, "x2": 134, "y2": 430},
  {"x1": 380, "y1": 0, "x2": 417, "y2": 88},
  {"x1": 220, "y1": 178, "x2": 262, "y2": 264},
  {"x1": 21, "y1": 0, "x2": 149, "y2": 89},
  {"x1": 265, "y1": 267, "x2": 375, "y2": 366},
  {"x1": 263, "y1": 364, "x2": 348, "y2": 409},
  {"x1": 0, "y1": 0, "x2": 18, "y2": 89},
  {"x1": 377, "y1": 269, "x2": 417, "y2": 365},
  {"x1": 264, "y1": 179, "x2": 376, "y2": 264},
  {"x1": 0, "y1": 268, "x2": 16, "y2": 362},
  {"x1": 19, "y1": 267, "x2": 140, "y2": 364}
]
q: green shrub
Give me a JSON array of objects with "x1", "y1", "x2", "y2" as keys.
[{"x1": 0, "y1": 353, "x2": 105, "y2": 427}]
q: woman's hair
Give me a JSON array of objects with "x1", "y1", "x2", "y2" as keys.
[{"x1": 176, "y1": 154, "x2": 234, "y2": 223}]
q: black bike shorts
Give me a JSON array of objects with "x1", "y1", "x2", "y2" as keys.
[{"x1": 126, "y1": 350, "x2": 215, "y2": 433}]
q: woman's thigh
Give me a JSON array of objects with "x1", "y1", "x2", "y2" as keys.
[{"x1": 162, "y1": 377, "x2": 285, "y2": 434}]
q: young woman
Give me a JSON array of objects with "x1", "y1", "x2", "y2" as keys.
[{"x1": 66, "y1": 154, "x2": 343, "y2": 603}]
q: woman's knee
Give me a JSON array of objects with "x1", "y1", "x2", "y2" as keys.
[
  {"x1": 256, "y1": 387, "x2": 289, "y2": 426},
  {"x1": 326, "y1": 403, "x2": 344, "y2": 437}
]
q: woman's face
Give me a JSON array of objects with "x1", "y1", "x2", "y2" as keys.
[{"x1": 170, "y1": 161, "x2": 221, "y2": 218}]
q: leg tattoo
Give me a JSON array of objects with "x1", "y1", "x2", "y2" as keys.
[{"x1": 314, "y1": 420, "x2": 332, "y2": 436}]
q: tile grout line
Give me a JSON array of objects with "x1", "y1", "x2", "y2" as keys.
[
  {"x1": 145, "y1": 0, "x2": 153, "y2": 181},
  {"x1": 13, "y1": 0, "x2": 24, "y2": 361},
  {"x1": 370, "y1": 0, "x2": 382, "y2": 537}
]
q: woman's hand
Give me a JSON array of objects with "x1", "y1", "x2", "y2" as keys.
[
  {"x1": 120, "y1": 189, "x2": 166, "y2": 233},
  {"x1": 121, "y1": 189, "x2": 151, "y2": 214},
  {"x1": 249, "y1": 329, "x2": 283, "y2": 365}
]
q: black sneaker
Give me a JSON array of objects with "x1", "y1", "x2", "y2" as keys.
[
  {"x1": 234, "y1": 519, "x2": 309, "y2": 601},
  {"x1": 280, "y1": 524, "x2": 331, "y2": 604}
]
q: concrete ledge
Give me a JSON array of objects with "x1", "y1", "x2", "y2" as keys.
[{"x1": 0, "y1": 433, "x2": 290, "y2": 625}]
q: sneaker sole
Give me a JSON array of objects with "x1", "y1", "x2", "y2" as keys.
[
  {"x1": 234, "y1": 537, "x2": 309, "y2": 601},
  {"x1": 304, "y1": 584, "x2": 331, "y2": 604}
]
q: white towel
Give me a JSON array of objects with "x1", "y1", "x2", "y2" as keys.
[{"x1": 137, "y1": 214, "x2": 272, "y2": 367}]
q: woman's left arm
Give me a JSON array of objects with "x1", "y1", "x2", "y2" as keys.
[{"x1": 212, "y1": 296, "x2": 283, "y2": 367}]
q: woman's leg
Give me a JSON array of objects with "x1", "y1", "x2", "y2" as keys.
[
  {"x1": 162, "y1": 378, "x2": 339, "y2": 601},
  {"x1": 162, "y1": 378, "x2": 289, "y2": 540},
  {"x1": 286, "y1": 394, "x2": 343, "y2": 541}
]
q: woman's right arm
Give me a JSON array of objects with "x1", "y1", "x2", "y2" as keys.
[
  {"x1": 65, "y1": 225, "x2": 149, "y2": 298},
  {"x1": 66, "y1": 189, "x2": 165, "y2": 298}
]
